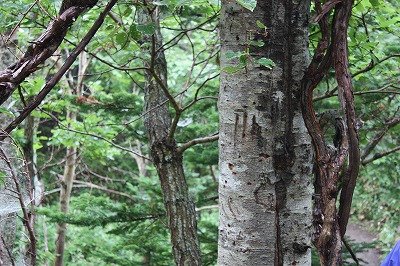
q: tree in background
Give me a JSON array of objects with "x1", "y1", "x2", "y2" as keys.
[{"x1": 0, "y1": 0, "x2": 399, "y2": 265}]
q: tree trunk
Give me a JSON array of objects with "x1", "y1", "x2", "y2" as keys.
[
  {"x1": 54, "y1": 146, "x2": 77, "y2": 266},
  {"x1": 218, "y1": 1, "x2": 313, "y2": 265},
  {"x1": 0, "y1": 33, "x2": 18, "y2": 266},
  {"x1": 140, "y1": 5, "x2": 202, "y2": 266},
  {"x1": 54, "y1": 52, "x2": 87, "y2": 266}
]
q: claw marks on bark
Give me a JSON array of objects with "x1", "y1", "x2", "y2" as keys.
[
  {"x1": 234, "y1": 111, "x2": 263, "y2": 146},
  {"x1": 234, "y1": 110, "x2": 248, "y2": 145},
  {"x1": 253, "y1": 173, "x2": 287, "y2": 266}
]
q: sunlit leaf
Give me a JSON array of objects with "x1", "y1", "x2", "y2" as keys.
[
  {"x1": 225, "y1": 51, "x2": 242, "y2": 59},
  {"x1": 256, "y1": 20, "x2": 266, "y2": 29},
  {"x1": 236, "y1": 0, "x2": 257, "y2": 11},
  {"x1": 246, "y1": 41, "x2": 264, "y2": 47},
  {"x1": 255, "y1": 57, "x2": 275, "y2": 69}
]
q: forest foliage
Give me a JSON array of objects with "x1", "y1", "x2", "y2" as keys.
[{"x1": 0, "y1": 0, "x2": 399, "y2": 265}]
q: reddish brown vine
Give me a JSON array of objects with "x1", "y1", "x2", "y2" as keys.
[{"x1": 300, "y1": 0, "x2": 360, "y2": 264}]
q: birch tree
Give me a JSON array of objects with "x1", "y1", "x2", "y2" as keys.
[{"x1": 218, "y1": 1, "x2": 313, "y2": 265}]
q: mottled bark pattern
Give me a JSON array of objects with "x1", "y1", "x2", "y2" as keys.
[{"x1": 218, "y1": 1, "x2": 312, "y2": 265}]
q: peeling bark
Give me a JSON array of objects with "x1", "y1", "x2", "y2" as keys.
[{"x1": 300, "y1": 0, "x2": 360, "y2": 264}]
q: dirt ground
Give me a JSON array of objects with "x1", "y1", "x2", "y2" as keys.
[{"x1": 346, "y1": 223, "x2": 382, "y2": 265}]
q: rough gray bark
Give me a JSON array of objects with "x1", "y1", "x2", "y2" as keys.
[
  {"x1": 140, "y1": 5, "x2": 202, "y2": 266},
  {"x1": 218, "y1": 1, "x2": 313, "y2": 265}
]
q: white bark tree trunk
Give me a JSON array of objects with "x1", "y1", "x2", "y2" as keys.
[
  {"x1": 54, "y1": 52, "x2": 87, "y2": 266},
  {"x1": 0, "y1": 34, "x2": 18, "y2": 266},
  {"x1": 218, "y1": 1, "x2": 313, "y2": 265}
]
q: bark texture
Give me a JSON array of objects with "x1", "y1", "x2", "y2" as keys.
[
  {"x1": 301, "y1": 0, "x2": 359, "y2": 264},
  {"x1": 140, "y1": 6, "x2": 201, "y2": 266},
  {"x1": 218, "y1": 1, "x2": 313, "y2": 265}
]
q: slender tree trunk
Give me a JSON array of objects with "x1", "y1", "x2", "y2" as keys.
[
  {"x1": 0, "y1": 33, "x2": 18, "y2": 266},
  {"x1": 54, "y1": 52, "x2": 87, "y2": 266},
  {"x1": 139, "y1": 5, "x2": 202, "y2": 266},
  {"x1": 54, "y1": 146, "x2": 77, "y2": 266},
  {"x1": 218, "y1": 1, "x2": 313, "y2": 265}
]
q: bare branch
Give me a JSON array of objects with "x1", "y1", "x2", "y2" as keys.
[
  {"x1": 352, "y1": 54, "x2": 400, "y2": 78},
  {"x1": 362, "y1": 145, "x2": 400, "y2": 165},
  {"x1": 0, "y1": 132, "x2": 36, "y2": 264},
  {"x1": 361, "y1": 117, "x2": 400, "y2": 161},
  {"x1": 0, "y1": 235, "x2": 16, "y2": 266},
  {"x1": 195, "y1": 205, "x2": 218, "y2": 212},
  {"x1": 177, "y1": 133, "x2": 219, "y2": 154},
  {"x1": 73, "y1": 180, "x2": 136, "y2": 202},
  {"x1": 3, "y1": 0, "x2": 40, "y2": 45}
]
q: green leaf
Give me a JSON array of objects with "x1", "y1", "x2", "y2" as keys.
[
  {"x1": 239, "y1": 55, "x2": 247, "y2": 65},
  {"x1": 115, "y1": 32, "x2": 128, "y2": 46},
  {"x1": 0, "y1": 107, "x2": 14, "y2": 117},
  {"x1": 225, "y1": 51, "x2": 242, "y2": 59},
  {"x1": 256, "y1": 20, "x2": 266, "y2": 29},
  {"x1": 368, "y1": 0, "x2": 379, "y2": 5},
  {"x1": 129, "y1": 23, "x2": 142, "y2": 39},
  {"x1": 236, "y1": 0, "x2": 257, "y2": 11},
  {"x1": 222, "y1": 65, "x2": 244, "y2": 74},
  {"x1": 246, "y1": 41, "x2": 264, "y2": 47},
  {"x1": 137, "y1": 22, "x2": 157, "y2": 35},
  {"x1": 255, "y1": 57, "x2": 275, "y2": 69}
]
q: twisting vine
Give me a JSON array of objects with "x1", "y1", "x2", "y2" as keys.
[{"x1": 300, "y1": 0, "x2": 360, "y2": 265}]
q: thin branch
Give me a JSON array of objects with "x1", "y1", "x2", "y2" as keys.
[
  {"x1": 0, "y1": 235, "x2": 16, "y2": 266},
  {"x1": 195, "y1": 205, "x2": 218, "y2": 212},
  {"x1": 343, "y1": 238, "x2": 360, "y2": 265},
  {"x1": 315, "y1": 79, "x2": 400, "y2": 101},
  {"x1": 4, "y1": 0, "x2": 39, "y2": 45},
  {"x1": 41, "y1": 110, "x2": 151, "y2": 160},
  {"x1": 177, "y1": 133, "x2": 219, "y2": 154},
  {"x1": 0, "y1": 132, "x2": 36, "y2": 265},
  {"x1": 352, "y1": 54, "x2": 400, "y2": 78},
  {"x1": 362, "y1": 145, "x2": 400, "y2": 165},
  {"x1": 1, "y1": 0, "x2": 118, "y2": 139},
  {"x1": 361, "y1": 117, "x2": 400, "y2": 160},
  {"x1": 73, "y1": 180, "x2": 136, "y2": 202}
]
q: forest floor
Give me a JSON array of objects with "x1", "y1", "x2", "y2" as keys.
[{"x1": 346, "y1": 223, "x2": 382, "y2": 265}]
